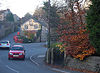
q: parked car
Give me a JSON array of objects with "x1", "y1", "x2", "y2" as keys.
[
  {"x1": 8, "y1": 45, "x2": 25, "y2": 60},
  {"x1": 0, "y1": 40, "x2": 10, "y2": 49},
  {"x1": 13, "y1": 35, "x2": 23, "y2": 43}
]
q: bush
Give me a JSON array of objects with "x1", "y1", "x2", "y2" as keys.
[
  {"x1": 20, "y1": 36, "x2": 33, "y2": 43},
  {"x1": 51, "y1": 42, "x2": 64, "y2": 64},
  {"x1": 51, "y1": 42, "x2": 64, "y2": 53}
]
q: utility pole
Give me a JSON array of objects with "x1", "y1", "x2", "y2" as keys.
[
  {"x1": 46, "y1": 0, "x2": 51, "y2": 64},
  {"x1": 48, "y1": 0, "x2": 51, "y2": 48}
]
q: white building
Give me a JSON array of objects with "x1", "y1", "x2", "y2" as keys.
[{"x1": 21, "y1": 19, "x2": 41, "y2": 31}]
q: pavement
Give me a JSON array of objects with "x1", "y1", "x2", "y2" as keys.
[{"x1": 30, "y1": 54, "x2": 83, "y2": 73}]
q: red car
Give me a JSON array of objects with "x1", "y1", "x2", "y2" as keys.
[
  {"x1": 13, "y1": 35, "x2": 23, "y2": 43},
  {"x1": 8, "y1": 45, "x2": 25, "y2": 60}
]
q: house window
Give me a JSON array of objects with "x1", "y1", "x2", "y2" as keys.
[
  {"x1": 34, "y1": 24, "x2": 38, "y2": 29},
  {"x1": 29, "y1": 21, "x2": 33, "y2": 26},
  {"x1": 0, "y1": 15, "x2": 3, "y2": 21},
  {"x1": 24, "y1": 25, "x2": 28, "y2": 30}
]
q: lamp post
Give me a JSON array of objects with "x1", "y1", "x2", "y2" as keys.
[{"x1": 48, "y1": 0, "x2": 51, "y2": 48}]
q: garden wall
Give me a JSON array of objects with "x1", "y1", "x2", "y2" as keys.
[
  {"x1": 66, "y1": 56, "x2": 100, "y2": 72},
  {"x1": 0, "y1": 22, "x2": 14, "y2": 40},
  {"x1": 45, "y1": 48, "x2": 100, "y2": 72}
]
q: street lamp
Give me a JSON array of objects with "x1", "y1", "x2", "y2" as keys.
[{"x1": 48, "y1": 0, "x2": 51, "y2": 48}]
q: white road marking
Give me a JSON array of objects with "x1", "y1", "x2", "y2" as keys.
[
  {"x1": 30, "y1": 56, "x2": 39, "y2": 66},
  {"x1": 6, "y1": 65, "x2": 19, "y2": 73},
  {"x1": 50, "y1": 68, "x2": 70, "y2": 73},
  {"x1": 37, "y1": 55, "x2": 45, "y2": 58}
]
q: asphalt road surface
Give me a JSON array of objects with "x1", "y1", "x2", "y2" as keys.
[{"x1": 0, "y1": 32, "x2": 82, "y2": 73}]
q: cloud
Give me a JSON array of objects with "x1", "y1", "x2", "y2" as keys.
[{"x1": 0, "y1": 0, "x2": 47, "y2": 17}]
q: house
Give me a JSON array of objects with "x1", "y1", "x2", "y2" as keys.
[
  {"x1": 21, "y1": 19, "x2": 41, "y2": 31},
  {"x1": 0, "y1": 9, "x2": 15, "y2": 39},
  {"x1": 13, "y1": 14, "x2": 20, "y2": 22},
  {"x1": 21, "y1": 19, "x2": 41, "y2": 37},
  {"x1": 0, "y1": 9, "x2": 11, "y2": 21},
  {"x1": 41, "y1": 25, "x2": 48, "y2": 42}
]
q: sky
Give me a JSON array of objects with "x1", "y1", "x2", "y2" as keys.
[
  {"x1": 0, "y1": 0, "x2": 47, "y2": 18},
  {"x1": 0, "y1": 0, "x2": 87, "y2": 18}
]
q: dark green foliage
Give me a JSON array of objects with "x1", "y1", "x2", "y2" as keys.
[
  {"x1": 6, "y1": 13, "x2": 14, "y2": 22},
  {"x1": 86, "y1": 0, "x2": 100, "y2": 55},
  {"x1": 43, "y1": 2, "x2": 60, "y2": 27},
  {"x1": 20, "y1": 36, "x2": 35, "y2": 43}
]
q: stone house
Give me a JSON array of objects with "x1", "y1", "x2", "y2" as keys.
[
  {"x1": 21, "y1": 19, "x2": 41, "y2": 37},
  {"x1": 0, "y1": 9, "x2": 11, "y2": 21},
  {"x1": 21, "y1": 19, "x2": 41, "y2": 31},
  {"x1": 41, "y1": 25, "x2": 48, "y2": 42},
  {"x1": 0, "y1": 9, "x2": 15, "y2": 39}
]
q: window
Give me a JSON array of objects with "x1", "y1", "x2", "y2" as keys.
[
  {"x1": 34, "y1": 24, "x2": 38, "y2": 29},
  {"x1": 24, "y1": 25, "x2": 28, "y2": 29},
  {"x1": 11, "y1": 47, "x2": 24, "y2": 50},
  {"x1": 0, "y1": 15, "x2": 3, "y2": 21},
  {"x1": 29, "y1": 20, "x2": 33, "y2": 26}
]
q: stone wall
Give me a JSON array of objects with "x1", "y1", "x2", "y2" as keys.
[
  {"x1": 45, "y1": 48, "x2": 100, "y2": 72},
  {"x1": 0, "y1": 22, "x2": 14, "y2": 39},
  {"x1": 0, "y1": 25, "x2": 5, "y2": 39},
  {"x1": 66, "y1": 56, "x2": 100, "y2": 72}
]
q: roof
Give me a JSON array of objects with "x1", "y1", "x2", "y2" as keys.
[
  {"x1": 0, "y1": 9, "x2": 10, "y2": 14},
  {"x1": 0, "y1": 10, "x2": 6, "y2": 14},
  {"x1": 33, "y1": 18, "x2": 47, "y2": 27}
]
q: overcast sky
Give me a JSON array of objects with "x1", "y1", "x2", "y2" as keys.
[
  {"x1": 0, "y1": 0, "x2": 47, "y2": 18},
  {"x1": 0, "y1": 0, "x2": 86, "y2": 18}
]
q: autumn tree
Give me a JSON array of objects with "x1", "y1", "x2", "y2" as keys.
[{"x1": 57, "y1": 0, "x2": 96, "y2": 60}]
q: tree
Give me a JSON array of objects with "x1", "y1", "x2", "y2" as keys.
[
  {"x1": 24, "y1": 13, "x2": 32, "y2": 19},
  {"x1": 21, "y1": 13, "x2": 32, "y2": 24},
  {"x1": 33, "y1": 7, "x2": 46, "y2": 21},
  {"x1": 86, "y1": 0, "x2": 100, "y2": 55},
  {"x1": 43, "y1": 1, "x2": 60, "y2": 27},
  {"x1": 6, "y1": 13, "x2": 14, "y2": 22},
  {"x1": 57, "y1": 0, "x2": 96, "y2": 60}
]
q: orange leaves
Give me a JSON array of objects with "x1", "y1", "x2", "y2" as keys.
[
  {"x1": 74, "y1": 47, "x2": 96, "y2": 60},
  {"x1": 57, "y1": 3, "x2": 96, "y2": 60}
]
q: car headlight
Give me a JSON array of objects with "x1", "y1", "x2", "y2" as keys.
[
  {"x1": 19, "y1": 53, "x2": 23, "y2": 55},
  {"x1": 9, "y1": 53, "x2": 13, "y2": 55}
]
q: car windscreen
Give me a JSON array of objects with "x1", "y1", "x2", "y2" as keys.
[
  {"x1": 0, "y1": 41, "x2": 8, "y2": 44},
  {"x1": 11, "y1": 47, "x2": 23, "y2": 50}
]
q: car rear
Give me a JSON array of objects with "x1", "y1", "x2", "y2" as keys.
[
  {"x1": 14, "y1": 36, "x2": 23, "y2": 43},
  {"x1": 0, "y1": 41, "x2": 10, "y2": 49},
  {"x1": 8, "y1": 45, "x2": 25, "y2": 60}
]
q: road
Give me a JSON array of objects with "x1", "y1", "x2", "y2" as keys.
[{"x1": 0, "y1": 32, "x2": 82, "y2": 73}]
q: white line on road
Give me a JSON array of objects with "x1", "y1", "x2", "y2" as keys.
[
  {"x1": 50, "y1": 68, "x2": 70, "y2": 73},
  {"x1": 6, "y1": 65, "x2": 19, "y2": 73},
  {"x1": 37, "y1": 55, "x2": 45, "y2": 58},
  {"x1": 30, "y1": 56, "x2": 39, "y2": 66}
]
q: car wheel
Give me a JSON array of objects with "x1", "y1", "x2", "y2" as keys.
[
  {"x1": 8, "y1": 58, "x2": 11, "y2": 60},
  {"x1": 22, "y1": 58, "x2": 25, "y2": 60},
  {"x1": 7, "y1": 47, "x2": 10, "y2": 50},
  {"x1": 22, "y1": 56, "x2": 25, "y2": 60}
]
